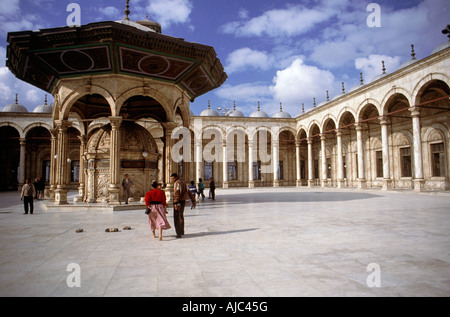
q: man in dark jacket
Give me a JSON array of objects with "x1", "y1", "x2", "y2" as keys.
[{"x1": 170, "y1": 173, "x2": 196, "y2": 238}]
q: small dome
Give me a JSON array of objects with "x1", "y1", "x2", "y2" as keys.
[
  {"x1": 200, "y1": 102, "x2": 219, "y2": 117},
  {"x1": 272, "y1": 103, "x2": 291, "y2": 119},
  {"x1": 115, "y1": 19, "x2": 157, "y2": 33},
  {"x1": 33, "y1": 96, "x2": 52, "y2": 113},
  {"x1": 250, "y1": 102, "x2": 269, "y2": 118},
  {"x1": 226, "y1": 104, "x2": 244, "y2": 117},
  {"x1": 370, "y1": 72, "x2": 388, "y2": 83},
  {"x1": 349, "y1": 84, "x2": 364, "y2": 93},
  {"x1": 431, "y1": 41, "x2": 450, "y2": 55},
  {"x1": 2, "y1": 94, "x2": 28, "y2": 113},
  {"x1": 135, "y1": 16, "x2": 162, "y2": 33},
  {"x1": 250, "y1": 110, "x2": 269, "y2": 118}
]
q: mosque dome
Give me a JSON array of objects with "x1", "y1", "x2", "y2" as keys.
[
  {"x1": 135, "y1": 16, "x2": 162, "y2": 33},
  {"x1": 200, "y1": 102, "x2": 219, "y2": 117},
  {"x1": 32, "y1": 96, "x2": 53, "y2": 113},
  {"x1": 431, "y1": 41, "x2": 450, "y2": 55},
  {"x1": 226, "y1": 104, "x2": 244, "y2": 117},
  {"x1": 250, "y1": 102, "x2": 269, "y2": 118},
  {"x1": 2, "y1": 94, "x2": 28, "y2": 113},
  {"x1": 370, "y1": 61, "x2": 389, "y2": 83},
  {"x1": 399, "y1": 45, "x2": 419, "y2": 69},
  {"x1": 272, "y1": 103, "x2": 291, "y2": 119}
]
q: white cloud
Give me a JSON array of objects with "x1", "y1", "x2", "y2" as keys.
[
  {"x1": 222, "y1": 4, "x2": 333, "y2": 38},
  {"x1": 145, "y1": 0, "x2": 193, "y2": 28},
  {"x1": 0, "y1": 46, "x2": 51, "y2": 111},
  {"x1": 98, "y1": 6, "x2": 121, "y2": 19},
  {"x1": 271, "y1": 58, "x2": 336, "y2": 112},
  {"x1": 355, "y1": 54, "x2": 401, "y2": 83},
  {"x1": 226, "y1": 48, "x2": 273, "y2": 74}
]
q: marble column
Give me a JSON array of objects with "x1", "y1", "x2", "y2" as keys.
[
  {"x1": 295, "y1": 141, "x2": 301, "y2": 187},
  {"x1": 49, "y1": 129, "x2": 58, "y2": 199},
  {"x1": 307, "y1": 138, "x2": 314, "y2": 187},
  {"x1": 54, "y1": 120, "x2": 70, "y2": 205},
  {"x1": 163, "y1": 122, "x2": 178, "y2": 202},
  {"x1": 75, "y1": 135, "x2": 87, "y2": 202},
  {"x1": 336, "y1": 129, "x2": 344, "y2": 188},
  {"x1": 410, "y1": 107, "x2": 425, "y2": 191},
  {"x1": 272, "y1": 140, "x2": 279, "y2": 187},
  {"x1": 248, "y1": 139, "x2": 254, "y2": 188},
  {"x1": 380, "y1": 118, "x2": 392, "y2": 190},
  {"x1": 18, "y1": 138, "x2": 26, "y2": 189},
  {"x1": 222, "y1": 140, "x2": 228, "y2": 188},
  {"x1": 355, "y1": 123, "x2": 367, "y2": 189},
  {"x1": 108, "y1": 116, "x2": 122, "y2": 205},
  {"x1": 320, "y1": 134, "x2": 327, "y2": 188},
  {"x1": 195, "y1": 139, "x2": 202, "y2": 186}
]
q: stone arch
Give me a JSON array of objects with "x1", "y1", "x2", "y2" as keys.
[
  {"x1": 381, "y1": 88, "x2": 412, "y2": 116},
  {"x1": 356, "y1": 98, "x2": 382, "y2": 122},
  {"x1": 60, "y1": 85, "x2": 115, "y2": 120},
  {"x1": 115, "y1": 87, "x2": 174, "y2": 122},
  {"x1": 0, "y1": 122, "x2": 24, "y2": 138},
  {"x1": 412, "y1": 73, "x2": 450, "y2": 105}
]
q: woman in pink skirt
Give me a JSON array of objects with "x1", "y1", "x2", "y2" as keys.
[{"x1": 145, "y1": 181, "x2": 171, "y2": 241}]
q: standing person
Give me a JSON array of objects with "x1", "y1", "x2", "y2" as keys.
[
  {"x1": 188, "y1": 181, "x2": 197, "y2": 209},
  {"x1": 121, "y1": 174, "x2": 135, "y2": 204},
  {"x1": 170, "y1": 173, "x2": 196, "y2": 238},
  {"x1": 197, "y1": 178, "x2": 205, "y2": 201},
  {"x1": 145, "y1": 181, "x2": 171, "y2": 241},
  {"x1": 21, "y1": 178, "x2": 36, "y2": 215},
  {"x1": 209, "y1": 177, "x2": 216, "y2": 200}
]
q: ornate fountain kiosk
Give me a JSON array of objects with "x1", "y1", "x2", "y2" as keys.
[{"x1": 6, "y1": 5, "x2": 227, "y2": 205}]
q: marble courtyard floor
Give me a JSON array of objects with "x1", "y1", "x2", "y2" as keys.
[{"x1": 0, "y1": 187, "x2": 448, "y2": 297}]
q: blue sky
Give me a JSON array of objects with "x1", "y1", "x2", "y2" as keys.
[{"x1": 0, "y1": 0, "x2": 449, "y2": 116}]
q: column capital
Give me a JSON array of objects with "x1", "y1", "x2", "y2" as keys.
[
  {"x1": 162, "y1": 121, "x2": 178, "y2": 133},
  {"x1": 54, "y1": 119, "x2": 71, "y2": 131},
  {"x1": 108, "y1": 116, "x2": 123, "y2": 129},
  {"x1": 409, "y1": 107, "x2": 421, "y2": 118},
  {"x1": 336, "y1": 129, "x2": 343, "y2": 137},
  {"x1": 355, "y1": 123, "x2": 364, "y2": 131},
  {"x1": 379, "y1": 117, "x2": 389, "y2": 125}
]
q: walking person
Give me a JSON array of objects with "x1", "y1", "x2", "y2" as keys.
[
  {"x1": 188, "y1": 181, "x2": 197, "y2": 209},
  {"x1": 21, "y1": 178, "x2": 36, "y2": 215},
  {"x1": 122, "y1": 174, "x2": 135, "y2": 204},
  {"x1": 209, "y1": 177, "x2": 216, "y2": 200},
  {"x1": 197, "y1": 178, "x2": 205, "y2": 201},
  {"x1": 145, "y1": 181, "x2": 171, "y2": 241},
  {"x1": 170, "y1": 173, "x2": 196, "y2": 238}
]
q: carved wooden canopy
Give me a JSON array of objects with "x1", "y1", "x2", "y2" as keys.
[{"x1": 6, "y1": 21, "x2": 227, "y2": 101}]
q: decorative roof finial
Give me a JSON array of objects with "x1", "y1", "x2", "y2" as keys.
[
  {"x1": 342, "y1": 82, "x2": 346, "y2": 94},
  {"x1": 280, "y1": 102, "x2": 283, "y2": 112},
  {"x1": 15, "y1": 93, "x2": 18, "y2": 104},
  {"x1": 257, "y1": 101, "x2": 261, "y2": 111},
  {"x1": 382, "y1": 61, "x2": 386, "y2": 74},
  {"x1": 207, "y1": 100, "x2": 211, "y2": 109},
  {"x1": 234, "y1": 100, "x2": 236, "y2": 110},
  {"x1": 442, "y1": 25, "x2": 450, "y2": 40},
  {"x1": 360, "y1": 73, "x2": 364, "y2": 85},
  {"x1": 326, "y1": 90, "x2": 330, "y2": 102},
  {"x1": 302, "y1": 103, "x2": 305, "y2": 114},
  {"x1": 44, "y1": 95, "x2": 47, "y2": 105},
  {"x1": 124, "y1": 0, "x2": 130, "y2": 21},
  {"x1": 411, "y1": 44, "x2": 416, "y2": 60},
  {"x1": 313, "y1": 98, "x2": 316, "y2": 108}
]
